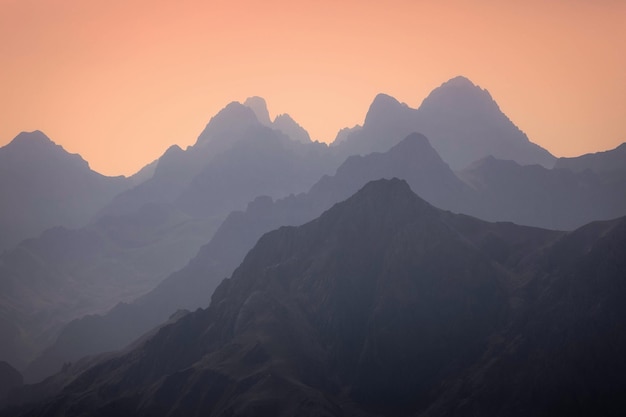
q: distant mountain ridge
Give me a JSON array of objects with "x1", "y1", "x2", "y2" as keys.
[
  {"x1": 554, "y1": 142, "x2": 626, "y2": 178},
  {"x1": 0, "y1": 100, "x2": 340, "y2": 378},
  {"x1": 459, "y1": 155, "x2": 626, "y2": 230},
  {"x1": 2, "y1": 78, "x2": 625, "y2": 392},
  {"x1": 243, "y1": 96, "x2": 312, "y2": 143},
  {"x1": 21, "y1": 132, "x2": 626, "y2": 383},
  {"x1": 6, "y1": 179, "x2": 625, "y2": 416},
  {"x1": 0, "y1": 131, "x2": 130, "y2": 252},
  {"x1": 333, "y1": 76, "x2": 556, "y2": 169},
  {"x1": 22, "y1": 132, "x2": 472, "y2": 382}
]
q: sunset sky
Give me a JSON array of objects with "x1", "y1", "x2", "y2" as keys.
[{"x1": 1, "y1": 0, "x2": 624, "y2": 176}]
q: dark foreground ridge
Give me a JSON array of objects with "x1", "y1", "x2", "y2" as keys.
[{"x1": 4, "y1": 179, "x2": 626, "y2": 416}]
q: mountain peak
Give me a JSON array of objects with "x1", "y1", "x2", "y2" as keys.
[
  {"x1": 441, "y1": 75, "x2": 477, "y2": 88},
  {"x1": 196, "y1": 101, "x2": 260, "y2": 145},
  {"x1": 390, "y1": 132, "x2": 430, "y2": 152},
  {"x1": 2, "y1": 130, "x2": 90, "y2": 170},
  {"x1": 272, "y1": 113, "x2": 311, "y2": 143},
  {"x1": 415, "y1": 76, "x2": 555, "y2": 168},
  {"x1": 421, "y1": 76, "x2": 494, "y2": 110},
  {"x1": 243, "y1": 96, "x2": 272, "y2": 126},
  {"x1": 336, "y1": 177, "x2": 433, "y2": 219},
  {"x1": 6, "y1": 130, "x2": 59, "y2": 153},
  {"x1": 368, "y1": 93, "x2": 403, "y2": 113},
  {"x1": 363, "y1": 93, "x2": 411, "y2": 129},
  {"x1": 10, "y1": 130, "x2": 53, "y2": 145}
]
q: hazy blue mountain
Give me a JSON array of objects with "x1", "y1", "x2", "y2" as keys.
[
  {"x1": 23, "y1": 133, "x2": 474, "y2": 382},
  {"x1": 243, "y1": 96, "x2": 272, "y2": 126},
  {"x1": 459, "y1": 156, "x2": 626, "y2": 230},
  {"x1": 554, "y1": 142, "x2": 626, "y2": 181},
  {"x1": 128, "y1": 158, "x2": 158, "y2": 186},
  {"x1": 98, "y1": 103, "x2": 260, "y2": 217},
  {"x1": 0, "y1": 131, "x2": 130, "y2": 251},
  {"x1": 0, "y1": 203, "x2": 214, "y2": 372},
  {"x1": 175, "y1": 123, "x2": 334, "y2": 218},
  {"x1": 23, "y1": 131, "x2": 626, "y2": 383},
  {"x1": 272, "y1": 114, "x2": 312, "y2": 143},
  {"x1": 331, "y1": 124, "x2": 362, "y2": 146},
  {"x1": 8, "y1": 179, "x2": 625, "y2": 416},
  {"x1": 243, "y1": 96, "x2": 312, "y2": 143},
  {"x1": 102, "y1": 101, "x2": 333, "y2": 219},
  {"x1": 332, "y1": 76, "x2": 556, "y2": 169},
  {"x1": 2, "y1": 101, "x2": 339, "y2": 380}
]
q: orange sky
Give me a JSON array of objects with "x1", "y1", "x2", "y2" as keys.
[{"x1": 1, "y1": 0, "x2": 624, "y2": 176}]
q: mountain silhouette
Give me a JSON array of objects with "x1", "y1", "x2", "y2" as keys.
[
  {"x1": 22, "y1": 131, "x2": 626, "y2": 383},
  {"x1": 1, "y1": 101, "x2": 339, "y2": 380},
  {"x1": 243, "y1": 96, "x2": 313, "y2": 143},
  {"x1": 21, "y1": 133, "x2": 474, "y2": 382},
  {"x1": 243, "y1": 96, "x2": 272, "y2": 126},
  {"x1": 459, "y1": 155, "x2": 626, "y2": 230},
  {"x1": 272, "y1": 113, "x2": 312, "y2": 143},
  {"x1": 554, "y1": 142, "x2": 626, "y2": 181},
  {"x1": 7, "y1": 179, "x2": 624, "y2": 416},
  {"x1": 102, "y1": 100, "x2": 333, "y2": 219},
  {"x1": 0, "y1": 202, "x2": 215, "y2": 373},
  {"x1": 333, "y1": 76, "x2": 555, "y2": 169},
  {"x1": 0, "y1": 131, "x2": 130, "y2": 251}
]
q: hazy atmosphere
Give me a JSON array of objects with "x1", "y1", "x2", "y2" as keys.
[
  {"x1": 2, "y1": 1, "x2": 626, "y2": 416},
  {"x1": 1, "y1": 0, "x2": 624, "y2": 175}
]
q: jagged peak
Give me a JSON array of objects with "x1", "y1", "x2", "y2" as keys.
[
  {"x1": 273, "y1": 113, "x2": 294, "y2": 123},
  {"x1": 10, "y1": 130, "x2": 53, "y2": 145},
  {"x1": 369, "y1": 93, "x2": 404, "y2": 112},
  {"x1": 196, "y1": 101, "x2": 260, "y2": 145},
  {"x1": 243, "y1": 96, "x2": 272, "y2": 126},
  {"x1": 389, "y1": 132, "x2": 431, "y2": 152},
  {"x1": 337, "y1": 177, "x2": 433, "y2": 215},
  {"x1": 162, "y1": 144, "x2": 183, "y2": 156},
  {"x1": 272, "y1": 113, "x2": 311, "y2": 143},
  {"x1": 363, "y1": 93, "x2": 412, "y2": 128},
  {"x1": 2, "y1": 130, "x2": 91, "y2": 170},
  {"x1": 441, "y1": 75, "x2": 477, "y2": 88},
  {"x1": 153, "y1": 144, "x2": 186, "y2": 178},
  {"x1": 420, "y1": 75, "x2": 495, "y2": 110},
  {"x1": 332, "y1": 124, "x2": 363, "y2": 146}
]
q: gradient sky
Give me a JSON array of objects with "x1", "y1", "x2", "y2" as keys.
[{"x1": 1, "y1": 0, "x2": 624, "y2": 176}]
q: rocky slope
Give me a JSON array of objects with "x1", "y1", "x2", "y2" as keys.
[{"x1": 9, "y1": 179, "x2": 625, "y2": 416}]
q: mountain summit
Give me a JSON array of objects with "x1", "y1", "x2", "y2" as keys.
[
  {"x1": 0, "y1": 131, "x2": 129, "y2": 251},
  {"x1": 333, "y1": 76, "x2": 556, "y2": 169},
  {"x1": 415, "y1": 76, "x2": 555, "y2": 168},
  {"x1": 242, "y1": 97, "x2": 313, "y2": 143},
  {"x1": 243, "y1": 96, "x2": 272, "y2": 126}
]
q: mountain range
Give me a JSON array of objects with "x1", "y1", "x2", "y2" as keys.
[
  {"x1": 21, "y1": 131, "x2": 626, "y2": 383},
  {"x1": 0, "y1": 100, "x2": 338, "y2": 374},
  {"x1": 1, "y1": 75, "x2": 625, "y2": 415},
  {"x1": 0, "y1": 131, "x2": 130, "y2": 252},
  {"x1": 4, "y1": 179, "x2": 625, "y2": 416},
  {"x1": 332, "y1": 76, "x2": 556, "y2": 169}
]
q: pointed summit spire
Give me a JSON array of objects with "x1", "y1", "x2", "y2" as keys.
[{"x1": 243, "y1": 96, "x2": 272, "y2": 126}]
